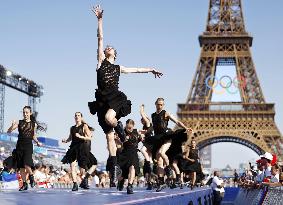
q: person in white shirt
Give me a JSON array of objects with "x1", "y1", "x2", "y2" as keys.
[{"x1": 211, "y1": 171, "x2": 224, "y2": 205}]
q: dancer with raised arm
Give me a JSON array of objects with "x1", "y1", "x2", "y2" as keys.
[
  {"x1": 89, "y1": 5, "x2": 163, "y2": 184},
  {"x1": 61, "y1": 112, "x2": 97, "y2": 191},
  {"x1": 117, "y1": 119, "x2": 142, "y2": 194},
  {"x1": 139, "y1": 104, "x2": 155, "y2": 190},
  {"x1": 150, "y1": 98, "x2": 193, "y2": 192},
  {"x1": 7, "y1": 106, "x2": 45, "y2": 191}
]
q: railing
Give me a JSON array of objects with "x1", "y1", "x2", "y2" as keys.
[
  {"x1": 177, "y1": 103, "x2": 275, "y2": 113},
  {"x1": 224, "y1": 186, "x2": 283, "y2": 205}
]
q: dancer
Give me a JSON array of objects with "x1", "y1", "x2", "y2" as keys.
[
  {"x1": 117, "y1": 119, "x2": 141, "y2": 194},
  {"x1": 139, "y1": 104, "x2": 154, "y2": 190},
  {"x1": 89, "y1": 5, "x2": 163, "y2": 183},
  {"x1": 178, "y1": 140, "x2": 202, "y2": 189},
  {"x1": 62, "y1": 112, "x2": 97, "y2": 191},
  {"x1": 150, "y1": 98, "x2": 192, "y2": 192},
  {"x1": 7, "y1": 106, "x2": 45, "y2": 191}
]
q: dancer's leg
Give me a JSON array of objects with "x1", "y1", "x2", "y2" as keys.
[
  {"x1": 127, "y1": 165, "x2": 135, "y2": 194},
  {"x1": 158, "y1": 140, "x2": 172, "y2": 167},
  {"x1": 71, "y1": 161, "x2": 78, "y2": 183},
  {"x1": 141, "y1": 146, "x2": 150, "y2": 162},
  {"x1": 128, "y1": 165, "x2": 135, "y2": 185},
  {"x1": 105, "y1": 109, "x2": 118, "y2": 127},
  {"x1": 106, "y1": 131, "x2": 117, "y2": 157},
  {"x1": 71, "y1": 161, "x2": 78, "y2": 191}
]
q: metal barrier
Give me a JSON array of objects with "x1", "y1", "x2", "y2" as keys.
[{"x1": 232, "y1": 186, "x2": 283, "y2": 205}]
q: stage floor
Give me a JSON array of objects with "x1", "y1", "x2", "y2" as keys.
[{"x1": 0, "y1": 187, "x2": 210, "y2": 205}]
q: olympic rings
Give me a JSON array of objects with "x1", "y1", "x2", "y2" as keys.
[
  {"x1": 205, "y1": 76, "x2": 218, "y2": 89},
  {"x1": 205, "y1": 74, "x2": 247, "y2": 95},
  {"x1": 219, "y1": 75, "x2": 232, "y2": 88}
]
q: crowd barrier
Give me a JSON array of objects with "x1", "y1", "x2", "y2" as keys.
[{"x1": 224, "y1": 186, "x2": 283, "y2": 205}]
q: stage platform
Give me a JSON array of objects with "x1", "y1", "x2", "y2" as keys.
[{"x1": 0, "y1": 187, "x2": 212, "y2": 205}]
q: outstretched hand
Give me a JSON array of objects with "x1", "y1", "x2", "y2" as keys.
[
  {"x1": 152, "y1": 69, "x2": 163, "y2": 78},
  {"x1": 37, "y1": 142, "x2": 43, "y2": 147},
  {"x1": 187, "y1": 128, "x2": 193, "y2": 133},
  {"x1": 92, "y1": 5, "x2": 103, "y2": 19},
  {"x1": 140, "y1": 104, "x2": 145, "y2": 112}
]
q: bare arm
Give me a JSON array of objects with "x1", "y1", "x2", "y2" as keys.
[
  {"x1": 7, "y1": 120, "x2": 18, "y2": 133},
  {"x1": 166, "y1": 112, "x2": 193, "y2": 132},
  {"x1": 32, "y1": 124, "x2": 42, "y2": 146},
  {"x1": 140, "y1": 104, "x2": 150, "y2": 127},
  {"x1": 62, "y1": 129, "x2": 72, "y2": 143},
  {"x1": 62, "y1": 134, "x2": 72, "y2": 143},
  {"x1": 92, "y1": 5, "x2": 105, "y2": 69},
  {"x1": 120, "y1": 66, "x2": 163, "y2": 78}
]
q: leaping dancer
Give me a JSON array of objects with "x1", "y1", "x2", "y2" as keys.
[{"x1": 88, "y1": 5, "x2": 163, "y2": 184}]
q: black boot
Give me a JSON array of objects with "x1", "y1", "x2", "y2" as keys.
[
  {"x1": 29, "y1": 175, "x2": 35, "y2": 188},
  {"x1": 111, "y1": 165, "x2": 122, "y2": 184},
  {"x1": 143, "y1": 161, "x2": 152, "y2": 175},
  {"x1": 117, "y1": 178, "x2": 125, "y2": 191},
  {"x1": 127, "y1": 184, "x2": 134, "y2": 194},
  {"x1": 146, "y1": 182, "x2": 153, "y2": 190},
  {"x1": 164, "y1": 166, "x2": 173, "y2": 178},
  {"x1": 19, "y1": 182, "x2": 28, "y2": 191},
  {"x1": 170, "y1": 179, "x2": 177, "y2": 189},
  {"x1": 79, "y1": 179, "x2": 89, "y2": 189},
  {"x1": 114, "y1": 121, "x2": 126, "y2": 142},
  {"x1": 156, "y1": 183, "x2": 166, "y2": 192},
  {"x1": 80, "y1": 173, "x2": 90, "y2": 189},
  {"x1": 110, "y1": 179, "x2": 116, "y2": 188},
  {"x1": 176, "y1": 174, "x2": 181, "y2": 184},
  {"x1": 156, "y1": 177, "x2": 166, "y2": 192},
  {"x1": 72, "y1": 182, "x2": 78, "y2": 191}
]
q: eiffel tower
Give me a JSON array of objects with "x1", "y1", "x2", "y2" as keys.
[{"x1": 177, "y1": 0, "x2": 283, "y2": 162}]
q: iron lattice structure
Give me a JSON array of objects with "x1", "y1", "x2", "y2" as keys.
[
  {"x1": 178, "y1": 0, "x2": 283, "y2": 161},
  {"x1": 0, "y1": 64, "x2": 43, "y2": 133}
]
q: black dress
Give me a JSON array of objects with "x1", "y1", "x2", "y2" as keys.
[
  {"x1": 61, "y1": 123, "x2": 97, "y2": 170},
  {"x1": 178, "y1": 148, "x2": 202, "y2": 173},
  {"x1": 14, "y1": 120, "x2": 36, "y2": 169},
  {"x1": 150, "y1": 110, "x2": 187, "y2": 162},
  {"x1": 118, "y1": 129, "x2": 140, "y2": 178},
  {"x1": 81, "y1": 139, "x2": 98, "y2": 169},
  {"x1": 88, "y1": 59, "x2": 132, "y2": 133}
]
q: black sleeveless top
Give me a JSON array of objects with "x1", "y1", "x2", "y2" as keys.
[
  {"x1": 151, "y1": 110, "x2": 169, "y2": 135},
  {"x1": 189, "y1": 148, "x2": 199, "y2": 161},
  {"x1": 123, "y1": 128, "x2": 140, "y2": 149},
  {"x1": 70, "y1": 123, "x2": 85, "y2": 145},
  {"x1": 97, "y1": 59, "x2": 120, "y2": 90},
  {"x1": 18, "y1": 120, "x2": 36, "y2": 141}
]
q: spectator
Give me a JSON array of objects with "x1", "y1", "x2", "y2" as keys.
[
  {"x1": 270, "y1": 164, "x2": 280, "y2": 183},
  {"x1": 233, "y1": 169, "x2": 238, "y2": 186},
  {"x1": 211, "y1": 171, "x2": 225, "y2": 205},
  {"x1": 260, "y1": 152, "x2": 273, "y2": 179},
  {"x1": 255, "y1": 159, "x2": 264, "y2": 183}
]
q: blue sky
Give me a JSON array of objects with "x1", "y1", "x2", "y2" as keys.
[{"x1": 1, "y1": 0, "x2": 282, "y2": 169}]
